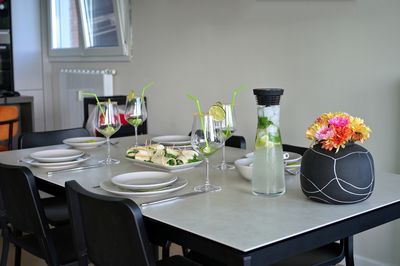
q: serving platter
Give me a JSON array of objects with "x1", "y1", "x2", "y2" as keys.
[{"x1": 125, "y1": 157, "x2": 203, "y2": 172}]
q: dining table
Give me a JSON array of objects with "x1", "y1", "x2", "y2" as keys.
[{"x1": 0, "y1": 135, "x2": 400, "y2": 266}]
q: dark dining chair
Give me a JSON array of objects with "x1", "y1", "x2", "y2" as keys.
[
  {"x1": 65, "y1": 180, "x2": 202, "y2": 266},
  {"x1": 282, "y1": 143, "x2": 308, "y2": 156},
  {"x1": 18, "y1": 127, "x2": 90, "y2": 149},
  {"x1": 0, "y1": 164, "x2": 77, "y2": 266},
  {"x1": 17, "y1": 127, "x2": 91, "y2": 226},
  {"x1": 225, "y1": 135, "x2": 246, "y2": 149},
  {"x1": 188, "y1": 133, "x2": 246, "y2": 150},
  {"x1": 83, "y1": 95, "x2": 148, "y2": 138}
]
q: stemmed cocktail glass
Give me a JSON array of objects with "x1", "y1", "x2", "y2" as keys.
[
  {"x1": 125, "y1": 97, "x2": 147, "y2": 146},
  {"x1": 95, "y1": 101, "x2": 121, "y2": 165},
  {"x1": 191, "y1": 113, "x2": 225, "y2": 192},
  {"x1": 215, "y1": 103, "x2": 237, "y2": 170}
]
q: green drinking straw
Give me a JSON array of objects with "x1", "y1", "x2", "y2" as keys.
[
  {"x1": 79, "y1": 91, "x2": 115, "y2": 131},
  {"x1": 79, "y1": 91, "x2": 105, "y2": 116},
  {"x1": 231, "y1": 85, "x2": 247, "y2": 108},
  {"x1": 141, "y1": 81, "x2": 155, "y2": 100},
  {"x1": 186, "y1": 94, "x2": 208, "y2": 147}
]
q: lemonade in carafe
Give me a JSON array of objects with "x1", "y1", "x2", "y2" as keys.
[{"x1": 252, "y1": 89, "x2": 285, "y2": 196}]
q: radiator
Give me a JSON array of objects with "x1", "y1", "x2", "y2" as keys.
[{"x1": 59, "y1": 68, "x2": 116, "y2": 129}]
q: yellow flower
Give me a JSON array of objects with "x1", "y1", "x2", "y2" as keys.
[{"x1": 349, "y1": 116, "x2": 371, "y2": 141}]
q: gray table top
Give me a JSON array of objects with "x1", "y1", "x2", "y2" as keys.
[{"x1": 1, "y1": 135, "x2": 399, "y2": 253}]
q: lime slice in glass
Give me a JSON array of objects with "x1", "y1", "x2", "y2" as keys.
[
  {"x1": 127, "y1": 91, "x2": 135, "y2": 101},
  {"x1": 255, "y1": 135, "x2": 269, "y2": 149},
  {"x1": 209, "y1": 105, "x2": 226, "y2": 121}
]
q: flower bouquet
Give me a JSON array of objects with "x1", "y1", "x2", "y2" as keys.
[
  {"x1": 300, "y1": 112, "x2": 374, "y2": 204},
  {"x1": 305, "y1": 112, "x2": 371, "y2": 152}
]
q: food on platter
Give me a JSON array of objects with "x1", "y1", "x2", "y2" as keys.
[{"x1": 126, "y1": 144, "x2": 201, "y2": 166}]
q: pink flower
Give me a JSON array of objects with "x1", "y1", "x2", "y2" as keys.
[
  {"x1": 315, "y1": 126, "x2": 334, "y2": 141},
  {"x1": 328, "y1": 116, "x2": 349, "y2": 127}
]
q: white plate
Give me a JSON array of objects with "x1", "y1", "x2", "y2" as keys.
[
  {"x1": 151, "y1": 135, "x2": 191, "y2": 146},
  {"x1": 245, "y1": 151, "x2": 302, "y2": 164},
  {"x1": 20, "y1": 154, "x2": 90, "y2": 170},
  {"x1": 125, "y1": 157, "x2": 203, "y2": 172},
  {"x1": 100, "y1": 177, "x2": 188, "y2": 196},
  {"x1": 111, "y1": 172, "x2": 178, "y2": 190},
  {"x1": 63, "y1": 137, "x2": 107, "y2": 149},
  {"x1": 30, "y1": 149, "x2": 84, "y2": 163}
]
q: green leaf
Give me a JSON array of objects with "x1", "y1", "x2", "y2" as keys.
[{"x1": 258, "y1": 117, "x2": 272, "y2": 129}]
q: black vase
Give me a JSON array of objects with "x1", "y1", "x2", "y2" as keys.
[{"x1": 300, "y1": 143, "x2": 375, "y2": 204}]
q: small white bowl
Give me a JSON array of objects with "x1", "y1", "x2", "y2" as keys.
[{"x1": 234, "y1": 158, "x2": 253, "y2": 181}]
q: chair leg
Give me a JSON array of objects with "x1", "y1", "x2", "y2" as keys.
[
  {"x1": 0, "y1": 236, "x2": 9, "y2": 266},
  {"x1": 344, "y1": 236, "x2": 354, "y2": 266},
  {"x1": 14, "y1": 230, "x2": 22, "y2": 266},
  {"x1": 162, "y1": 241, "x2": 172, "y2": 260},
  {"x1": 14, "y1": 246, "x2": 21, "y2": 266},
  {"x1": 182, "y1": 246, "x2": 190, "y2": 257}
]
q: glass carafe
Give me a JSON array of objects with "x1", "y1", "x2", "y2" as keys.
[{"x1": 251, "y1": 89, "x2": 285, "y2": 197}]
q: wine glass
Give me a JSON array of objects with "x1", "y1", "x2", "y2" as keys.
[
  {"x1": 95, "y1": 101, "x2": 121, "y2": 165},
  {"x1": 215, "y1": 103, "x2": 237, "y2": 170},
  {"x1": 125, "y1": 97, "x2": 147, "y2": 146},
  {"x1": 191, "y1": 113, "x2": 225, "y2": 192}
]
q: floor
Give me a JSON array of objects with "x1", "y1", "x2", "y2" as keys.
[{"x1": 0, "y1": 240, "x2": 182, "y2": 265}]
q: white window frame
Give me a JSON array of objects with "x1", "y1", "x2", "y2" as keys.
[{"x1": 48, "y1": 0, "x2": 132, "y2": 61}]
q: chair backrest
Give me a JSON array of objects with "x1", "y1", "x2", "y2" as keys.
[
  {"x1": 65, "y1": 180, "x2": 156, "y2": 266},
  {"x1": 0, "y1": 164, "x2": 59, "y2": 264},
  {"x1": 226, "y1": 135, "x2": 246, "y2": 149},
  {"x1": 0, "y1": 105, "x2": 19, "y2": 151},
  {"x1": 83, "y1": 96, "x2": 148, "y2": 138},
  {"x1": 282, "y1": 144, "x2": 308, "y2": 155},
  {"x1": 18, "y1": 127, "x2": 90, "y2": 149}
]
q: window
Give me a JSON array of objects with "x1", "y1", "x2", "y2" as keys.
[{"x1": 48, "y1": 0, "x2": 131, "y2": 59}]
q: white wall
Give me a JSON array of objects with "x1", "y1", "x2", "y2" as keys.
[
  {"x1": 45, "y1": 0, "x2": 400, "y2": 265},
  {"x1": 12, "y1": 0, "x2": 46, "y2": 131}
]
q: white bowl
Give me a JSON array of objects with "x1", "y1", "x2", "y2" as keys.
[{"x1": 234, "y1": 158, "x2": 253, "y2": 181}]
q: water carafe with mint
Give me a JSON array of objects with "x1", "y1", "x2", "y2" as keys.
[{"x1": 251, "y1": 89, "x2": 285, "y2": 196}]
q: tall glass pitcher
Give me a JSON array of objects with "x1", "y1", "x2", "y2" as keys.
[{"x1": 251, "y1": 89, "x2": 285, "y2": 196}]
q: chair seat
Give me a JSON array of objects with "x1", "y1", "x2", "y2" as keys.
[
  {"x1": 42, "y1": 196, "x2": 70, "y2": 226},
  {"x1": 10, "y1": 225, "x2": 76, "y2": 265}
]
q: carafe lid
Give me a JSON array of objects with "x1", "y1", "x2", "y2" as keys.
[{"x1": 253, "y1": 88, "x2": 284, "y2": 106}]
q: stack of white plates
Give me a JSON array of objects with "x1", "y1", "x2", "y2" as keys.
[
  {"x1": 100, "y1": 171, "x2": 188, "y2": 196},
  {"x1": 20, "y1": 149, "x2": 90, "y2": 170}
]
